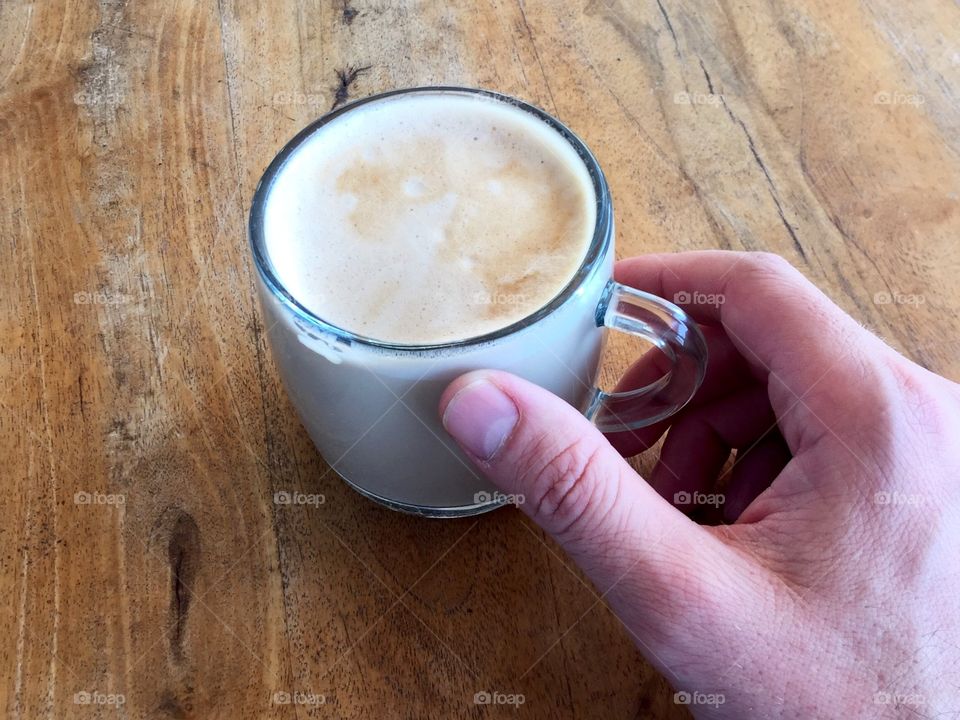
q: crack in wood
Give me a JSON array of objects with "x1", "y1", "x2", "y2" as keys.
[
  {"x1": 516, "y1": 0, "x2": 558, "y2": 113},
  {"x1": 698, "y1": 57, "x2": 715, "y2": 95},
  {"x1": 708, "y1": 66, "x2": 807, "y2": 260},
  {"x1": 656, "y1": 0, "x2": 681, "y2": 57}
]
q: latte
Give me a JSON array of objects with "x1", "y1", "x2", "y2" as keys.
[{"x1": 263, "y1": 91, "x2": 596, "y2": 344}]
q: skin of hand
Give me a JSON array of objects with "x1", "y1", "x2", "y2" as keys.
[{"x1": 438, "y1": 251, "x2": 960, "y2": 719}]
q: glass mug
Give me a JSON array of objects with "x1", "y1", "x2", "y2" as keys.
[{"x1": 249, "y1": 87, "x2": 707, "y2": 517}]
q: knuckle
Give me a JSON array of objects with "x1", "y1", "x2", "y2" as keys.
[
  {"x1": 744, "y1": 251, "x2": 793, "y2": 278},
  {"x1": 527, "y1": 438, "x2": 609, "y2": 536},
  {"x1": 886, "y1": 359, "x2": 959, "y2": 439},
  {"x1": 729, "y1": 252, "x2": 815, "y2": 316}
]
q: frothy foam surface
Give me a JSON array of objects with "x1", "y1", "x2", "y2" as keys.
[{"x1": 263, "y1": 92, "x2": 596, "y2": 344}]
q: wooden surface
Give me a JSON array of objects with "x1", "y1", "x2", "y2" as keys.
[{"x1": 2, "y1": 0, "x2": 958, "y2": 717}]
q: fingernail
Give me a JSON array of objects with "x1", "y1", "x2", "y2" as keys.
[{"x1": 442, "y1": 379, "x2": 519, "y2": 461}]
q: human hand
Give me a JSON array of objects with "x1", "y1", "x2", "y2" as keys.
[{"x1": 439, "y1": 251, "x2": 960, "y2": 718}]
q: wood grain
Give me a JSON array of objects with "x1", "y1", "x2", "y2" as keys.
[{"x1": 1, "y1": 0, "x2": 957, "y2": 717}]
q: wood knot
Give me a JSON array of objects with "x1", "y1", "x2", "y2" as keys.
[
  {"x1": 331, "y1": 65, "x2": 371, "y2": 110},
  {"x1": 162, "y1": 510, "x2": 201, "y2": 662},
  {"x1": 341, "y1": 0, "x2": 359, "y2": 25}
]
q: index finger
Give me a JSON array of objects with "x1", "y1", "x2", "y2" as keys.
[{"x1": 615, "y1": 251, "x2": 892, "y2": 453}]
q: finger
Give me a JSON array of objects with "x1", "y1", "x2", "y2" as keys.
[
  {"x1": 651, "y1": 385, "x2": 775, "y2": 505},
  {"x1": 439, "y1": 369, "x2": 767, "y2": 672},
  {"x1": 724, "y1": 431, "x2": 792, "y2": 523},
  {"x1": 439, "y1": 370, "x2": 701, "y2": 576},
  {"x1": 651, "y1": 413, "x2": 730, "y2": 517},
  {"x1": 615, "y1": 251, "x2": 889, "y2": 452},
  {"x1": 605, "y1": 324, "x2": 753, "y2": 457}
]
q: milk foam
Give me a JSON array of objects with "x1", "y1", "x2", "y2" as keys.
[{"x1": 263, "y1": 92, "x2": 596, "y2": 344}]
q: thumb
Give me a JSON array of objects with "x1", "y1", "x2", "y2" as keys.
[
  {"x1": 439, "y1": 370, "x2": 685, "y2": 558},
  {"x1": 439, "y1": 371, "x2": 747, "y2": 611}
]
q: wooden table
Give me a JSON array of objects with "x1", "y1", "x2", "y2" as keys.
[{"x1": 3, "y1": 0, "x2": 958, "y2": 717}]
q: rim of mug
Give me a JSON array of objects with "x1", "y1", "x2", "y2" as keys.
[{"x1": 248, "y1": 85, "x2": 613, "y2": 353}]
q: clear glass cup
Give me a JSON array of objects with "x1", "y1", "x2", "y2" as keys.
[{"x1": 249, "y1": 86, "x2": 707, "y2": 517}]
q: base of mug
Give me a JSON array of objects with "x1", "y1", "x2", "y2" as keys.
[{"x1": 335, "y1": 470, "x2": 506, "y2": 518}]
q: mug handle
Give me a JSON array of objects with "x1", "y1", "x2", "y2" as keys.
[{"x1": 585, "y1": 281, "x2": 708, "y2": 432}]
